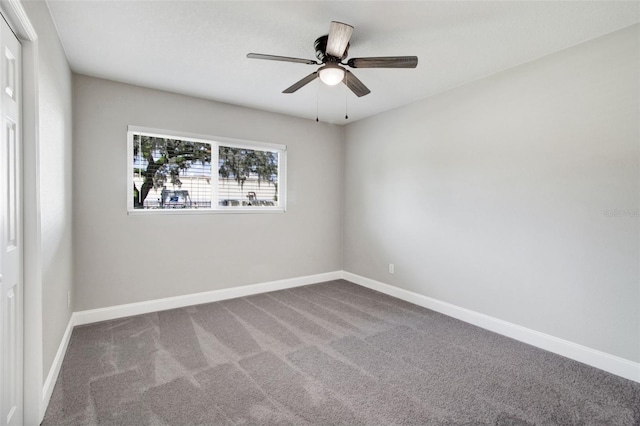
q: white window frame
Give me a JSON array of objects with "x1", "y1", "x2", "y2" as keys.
[{"x1": 127, "y1": 125, "x2": 287, "y2": 214}]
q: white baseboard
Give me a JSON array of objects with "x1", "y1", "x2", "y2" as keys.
[
  {"x1": 41, "y1": 314, "x2": 74, "y2": 421},
  {"x1": 341, "y1": 271, "x2": 640, "y2": 384},
  {"x1": 73, "y1": 271, "x2": 342, "y2": 326},
  {"x1": 41, "y1": 271, "x2": 342, "y2": 420},
  {"x1": 42, "y1": 267, "x2": 638, "y2": 423}
]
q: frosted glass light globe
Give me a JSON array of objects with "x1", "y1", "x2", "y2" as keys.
[{"x1": 319, "y1": 66, "x2": 345, "y2": 86}]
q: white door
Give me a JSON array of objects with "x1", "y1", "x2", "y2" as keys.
[{"x1": 0, "y1": 16, "x2": 22, "y2": 426}]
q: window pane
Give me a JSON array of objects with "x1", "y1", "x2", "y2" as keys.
[
  {"x1": 218, "y1": 146, "x2": 279, "y2": 207},
  {"x1": 132, "y1": 134, "x2": 212, "y2": 209}
]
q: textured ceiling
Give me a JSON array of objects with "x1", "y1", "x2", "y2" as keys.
[{"x1": 46, "y1": 1, "x2": 640, "y2": 124}]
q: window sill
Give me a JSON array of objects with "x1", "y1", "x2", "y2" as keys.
[{"x1": 127, "y1": 208, "x2": 286, "y2": 215}]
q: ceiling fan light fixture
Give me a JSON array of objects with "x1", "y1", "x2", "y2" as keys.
[{"x1": 318, "y1": 64, "x2": 345, "y2": 86}]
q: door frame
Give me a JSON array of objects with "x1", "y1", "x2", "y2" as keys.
[{"x1": 0, "y1": 1, "x2": 41, "y2": 424}]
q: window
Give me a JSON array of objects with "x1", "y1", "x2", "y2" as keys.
[{"x1": 127, "y1": 126, "x2": 286, "y2": 213}]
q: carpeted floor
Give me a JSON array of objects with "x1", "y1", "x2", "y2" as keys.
[{"x1": 43, "y1": 280, "x2": 640, "y2": 425}]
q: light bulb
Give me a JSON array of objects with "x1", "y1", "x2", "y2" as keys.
[{"x1": 319, "y1": 66, "x2": 345, "y2": 86}]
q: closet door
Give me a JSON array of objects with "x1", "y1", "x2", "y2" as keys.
[{"x1": 0, "y1": 15, "x2": 22, "y2": 426}]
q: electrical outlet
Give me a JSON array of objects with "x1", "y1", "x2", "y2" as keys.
[
  {"x1": 389, "y1": 263, "x2": 395, "y2": 274},
  {"x1": 67, "y1": 291, "x2": 71, "y2": 308}
]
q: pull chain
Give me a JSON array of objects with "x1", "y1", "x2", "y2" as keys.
[
  {"x1": 316, "y1": 80, "x2": 319, "y2": 122},
  {"x1": 344, "y1": 72, "x2": 349, "y2": 120}
]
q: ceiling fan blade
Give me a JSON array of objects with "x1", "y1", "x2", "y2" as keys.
[
  {"x1": 283, "y1": 72, "x2": 319, "y2": 93},
  {"x1": 247, "y1": 53, "x2": 318, "y2": 65},
  {"x1": 343, "y1": 70, "x2": 370, "y2": 97},
  {"x1": 346, "y1": 56, "x2": 418, "y2": 68},
  {"x1": 326, "y1": 21, "x2": 353, "y2": 58}
]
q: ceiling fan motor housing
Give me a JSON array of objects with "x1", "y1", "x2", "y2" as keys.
[{"x1": 314, "y1": 35, "x2": 349, "y2": 62}]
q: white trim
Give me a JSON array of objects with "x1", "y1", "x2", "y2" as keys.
[
  {"x1": 40, "y1": 271, "x2": 342, "y2": 419},
  {"x1": 22, "y1": 37, "x2": 43, "y2": 425},
  {"x1": 41, "y1": 315, "x2": 73, "y2": 414},
  {"x1": 2, "y1": 0, "x2": 37, "y2": 41},
  {"x1": 0, "y1": 1, "x2": 42, "y2": 424},
  {"x1": 126, "y1": 207, "x2": 284, "y2": 215},
  {"x1": 74, "y1": 271, "x2": 341, "y2": 326},
  {"x1": 41, "y1": 268, "x2": 639, "y2": 422},
  {"x1": 276, "y1": 147, "x2": 287, "y2": 210},
  {"x1": 126, "y1": 128, "x2": 135, "y2": 210},
  {"x1": 341, "y1": 271, "x2": 640, "y2": 384},
  {"x1": 127, "y1": 125, "x2": 287, "y2": 152}
]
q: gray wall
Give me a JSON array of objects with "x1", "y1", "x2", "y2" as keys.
[
  {"x1": 343, "y1": 25, "x2": 639, "y2": 362},
  {"x1": 21, "y1": 0, "x2": 74, "y2": 381},
  {"x1": 73, "y1": 75, "x2": 343, "y2": 311},
  {"x1": 71, "y1": 23, "x2": 638, "y2": 366}
]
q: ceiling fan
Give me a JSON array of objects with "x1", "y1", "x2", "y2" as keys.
[{"x1": 247, "y1": 21, "x2": 418, "y2": 97}]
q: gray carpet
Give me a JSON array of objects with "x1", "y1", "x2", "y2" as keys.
[{"x1": 43, "y1": 280, "x2": 640, "y2": 425}]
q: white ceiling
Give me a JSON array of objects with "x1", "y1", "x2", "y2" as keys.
[{"x1": 46, "y1": 1, "x2": 639, "y2": 125}]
